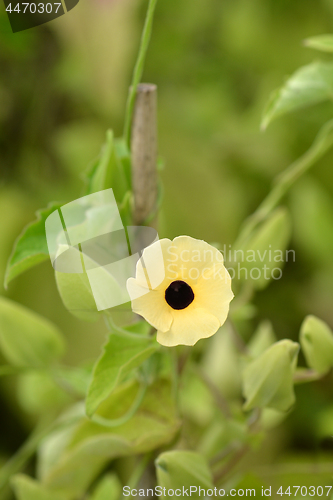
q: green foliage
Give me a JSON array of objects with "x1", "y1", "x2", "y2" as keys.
[
  {"x1": 17, "y1": 371, "x2": 71, "y2": 415},
  {"x1": 262, "y1": 62, "x2": 333, "y2": 129},
  {"x1": 242, "y1": 340, "x2": 299, "y2": 412},
  {"x1": 38, "y1": 379, "x2": 180, "y2": 498},
  {"x1": 3, "y1": 0, "x2": 333, "y2": 496},
  {"x1": 55, "y1": 267, "x2": 100, "y2": 322},
  {"x1": 290, "y1": 178, "x2": 333, "y2": 266},
  {"x1": 91, "y1": 474, "x2": 121, "y2": 500},
  {"x1": 235, "y1": 207, "x2": 292, "y2": 290},
  {"x1": 4, "y1": 203, "x2": 61, "y2": 288},
  {"x1": 247, "y1": 320, "x2": 276, "y2": 359},
  {"x1": 86, "y1": 329, "x2": 159, "y2": 417},
  {"x1": 11, "y1": 474, "x2": 66, "y2": 500},
  {"x1": 201, "y1": 324, "x2": 242, "y2": 400},
  {"x1": 300, "y1": 315, "x2": 333, "y2": 374},
  {"x1": 0, "y1": 297, "x2": 65, "y2": 369},
  {"x1": 155, "y1": 450, "x2": 213, "y2": 492},
  {"x1": 53, "y1": 365, "x2": 92, "y2": 398},
  {"x1": 84, "y1": 130, "x2": 130, "y2": 204},
  {"x1": 304, "y1": 35, "x2": 333, "y2": 53}
]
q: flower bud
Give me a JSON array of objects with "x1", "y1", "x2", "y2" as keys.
[
  {"x1": 247, "y1": 320, "x2": 276, "y2": 359},
  {"x1": 300, "y1": 315, "x2": 333, "y2": 374},
  {"x1": 242, "y1": 340, "x2": 299, "y2": 412}
]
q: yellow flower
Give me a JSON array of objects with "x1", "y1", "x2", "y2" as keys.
[{"x1": 127, "y1": 236, "x2": 234, "y2": 347}]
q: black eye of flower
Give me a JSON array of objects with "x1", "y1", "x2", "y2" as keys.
[{"x1": 165, "y1": 280, "x2": 195, "y2": 310}]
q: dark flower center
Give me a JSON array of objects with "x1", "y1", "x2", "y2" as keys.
[{"x1": 165, "y1": 280, "x2": 194, "y2": 310}]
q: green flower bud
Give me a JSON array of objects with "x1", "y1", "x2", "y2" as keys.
[
  {"x1": 247, "y1": 320, "x2": 277, "y2": 359},
  {"x1": 242, "y1": 340, "x2": 299, "y2": 412},
  {"x1": 300, "y1": 315, "x2": 333, "y2": 374}
]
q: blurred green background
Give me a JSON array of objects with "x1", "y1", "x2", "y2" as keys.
[{"x1": 1, "y1": 0, "x2": 333, "y2": 490}]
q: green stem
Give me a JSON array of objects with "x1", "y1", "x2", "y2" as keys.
[
  {"x1": 193, "y1": 366, "x2": 231, "y2": 419},
  {"x1": 103, "y1": 311, "x2": 152, "y2": 339},
  {"x1": 234, "y1": 119, "x2": 333, "y2": 249},
  {"x1": 0, "y1": 425, "x2": 42, "y2": 492},
  {"x1": 123, "y1": 0, "x2": 158, "y2": 148},
  {"x1": 89, "y1": 381, "x2": 147, "y2": 428},
  {"x1": 213, "y1": 444, "x2": 250, "y2": 486},
  {"x1": 127, "y1": 452, "x2": 152, "y2": 491}
]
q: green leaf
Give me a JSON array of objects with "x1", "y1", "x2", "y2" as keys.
[
  {"x1": 91, "y1": 474, "x2": 121, "y2": 500},
  {"x1": 84, "y1": 130, "x2": 129, "y2": 204},
  {"x1": 11, "y1": 474, "x2": 65, "y2": 500},
  {"x1": 300, "y1": 315, "x2": 333, "y2": 374},
  {"x1": 155, "y1": 451, "x2": 213, "y2": 492},
  {"x1": 235, "y1": 207, "x2": 292, "y2": 290},
  {"x1": 123, "y1": 321, "x2": 152, "y2": 336},
  {"x1": 38, "y1": 379, "x2": 180, "y2": 499},
  {"x1": 17, "y1": 371, "x2": 71, "y2": 415},
  {"x1": 54, "y1": 207, "x2": 129, "y2": 322},
  {"x1": 53, "y1": 365, "x2": 92, "y2": 398},
  {"x1": 86, "y1": 330, "x2": 159, "y2": 417},
  {"x1": 4, "y1": 203, "x2": 61, "y2": 288},
  {"x1": 304, "y1": 35, "x2": 333, "y2": 53},
  {"x1": 261, "y1": 62, "x2": 333, "y2": 129},
  {"x1": 0, "y1": 297, "x2": 65, "y2": 369},
  {"x1": 242, "y1": 339, "x2": 299, "y2": 412},
  {"x1": 55, "y1": 267, "x2": 100, "y2": 323}
]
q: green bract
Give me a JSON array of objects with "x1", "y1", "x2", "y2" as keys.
[
  {"x1": 155, "y1": 451, "x2": 214, "y2": 492},
  {"x1": 247, "y1": 320, "x2": 276, "y2": 359},
  {"x1": 300, "y1": 315, "x2": 333, "y2": 374},
  {"x1": 242, "y1": 340, "x2": 299, "y2": 412},
  {"x1": 84, "y1": 130, "x2": 130, "y2": 203}
]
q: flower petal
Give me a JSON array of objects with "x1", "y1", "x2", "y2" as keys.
[
  {"x1": 193, "y1": 264, "x2": 234, "y2": 323},
  {"x1": 163, "y1": 236, "x2": 225, "y2": 286},
  {"x1": 157, "y1": 307, "x2": 220, "y2": 347},
  {"x1": 135, "y1": 238, "x2": 172, "y2": 290},
  {"x1": 127, "y1": 278, "x2": 173, "y2": 333}
]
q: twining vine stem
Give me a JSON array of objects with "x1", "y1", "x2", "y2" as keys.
[
  {"x1": 123, "y1": 0, "x2": 158, "y2": 148},
  {"x1": 234, "y1": 119, "x2": 333, "y2": 250}
]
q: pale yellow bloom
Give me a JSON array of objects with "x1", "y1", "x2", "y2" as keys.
[{"x1": 127, "y1": 236, "x2": 234, "y2": 347}]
